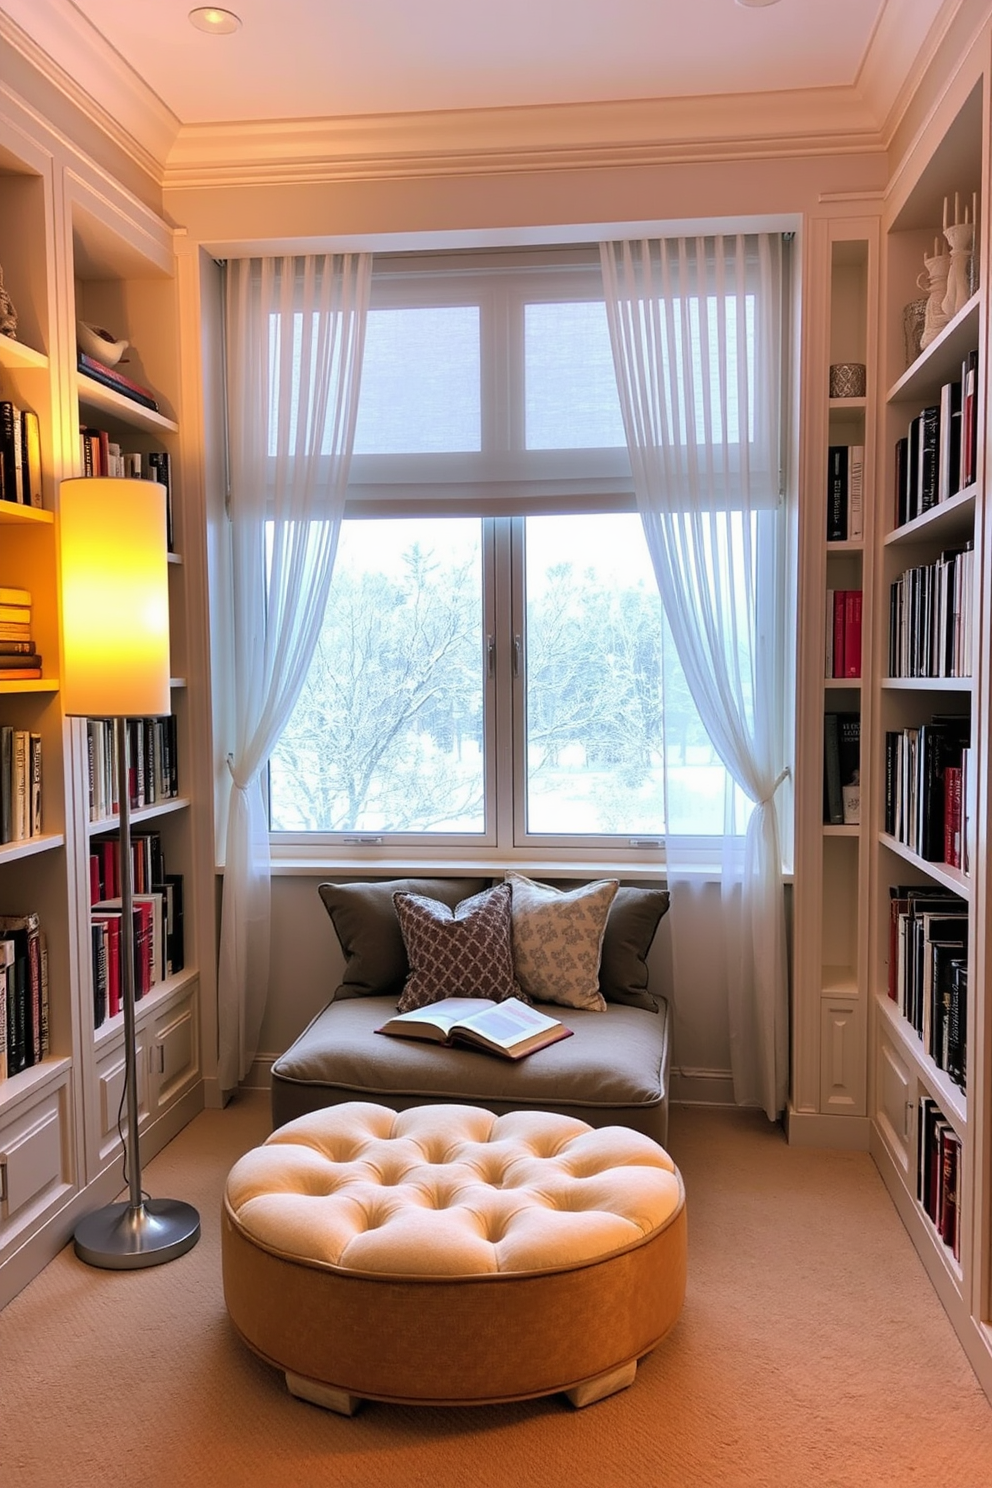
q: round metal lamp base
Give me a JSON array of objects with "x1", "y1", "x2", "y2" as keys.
[{"x1": 74, "y1": 1198, "x2": 201, "y2": 1270}]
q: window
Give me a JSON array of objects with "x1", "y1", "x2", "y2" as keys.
[{"x1": 268, "y1": 248, "x2": 765, "y2": 859}]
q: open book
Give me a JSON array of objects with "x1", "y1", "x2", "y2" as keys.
[{"x1": 376, "y1": 996, "x2": 573, "y2": 1060}]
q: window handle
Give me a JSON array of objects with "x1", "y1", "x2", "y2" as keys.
[
  {"x1": 513, "y1": 635, "x2": 522, "y2": 677},
  {"x1": 487, "y1": 635, "x2": 496, "y2": 678}
]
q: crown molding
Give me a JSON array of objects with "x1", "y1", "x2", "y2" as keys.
[
  {"x1": 0, "y1": 1, "x2": 178, "y2": 180},
  {"x1": 163, "y1": 87, "x2": 886, "y2": 190}
]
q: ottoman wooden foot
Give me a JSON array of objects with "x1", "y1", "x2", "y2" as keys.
[
  {"x1": 286, "y1": 1371, "x2": 363, "y2": 1415},
  {"x1": 565, "y1": 1359, "x2": 637, "y2": 1408}
]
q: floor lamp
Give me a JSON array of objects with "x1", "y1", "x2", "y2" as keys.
[{"x1": 59, "y1": 476, "x2": 200, "y2": 1269}]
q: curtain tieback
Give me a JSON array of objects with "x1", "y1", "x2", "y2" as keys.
[
  {"x1": 759, "y1": 766, "x2": 790, "y2": 807},
  {"x1": 226, "y1": 752, "x2": 248, "y2": 793}
]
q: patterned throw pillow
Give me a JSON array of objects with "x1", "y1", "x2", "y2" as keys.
[
  {"x1": 505, "y1": 872, "x2": 619, "y2": 1011},
  {"x1": 393, "y1": 884, "x2": 522, "y2": 1013}
]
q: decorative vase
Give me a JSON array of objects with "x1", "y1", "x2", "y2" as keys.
[
  {"x1": 942, "y1": 219, "x2": 974, "y2": 319},
  {"x1": 918, "y1": 252, "x2": 950, "y2": 349},
  {"x1": 829, "y1": 362, "x2": 866, "y2": 398},
  {"x1": 903, "y1": 297, "x2": 927, "y2": 366}
]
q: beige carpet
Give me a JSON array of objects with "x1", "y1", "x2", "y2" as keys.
[{"x1": 2, "y1": 1095, "x2": 991, "y2": 1488}]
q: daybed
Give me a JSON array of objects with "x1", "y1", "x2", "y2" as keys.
[{"x1": 270, "y1": 874, "x2": 672, "y2": 1145}]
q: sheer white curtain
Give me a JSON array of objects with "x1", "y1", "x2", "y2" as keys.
[
  {"x1": 219, "y1": 253, "x2": 371, "y2": 1093},
  {"x1": 600, "y1": 234, "x2": 790, "y2": 1119}
]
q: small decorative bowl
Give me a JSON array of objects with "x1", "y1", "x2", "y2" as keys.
[
  {"x1": 77, "y1": 320, "x2": 129, "y2": 367},
  {"x1": 829, "y1": 362, "x2": 866, "y2": 399}
]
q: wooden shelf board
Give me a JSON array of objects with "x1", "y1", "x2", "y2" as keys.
[
  {"x1": 87, "y1": 796, "x2": 189, "y2": 835},
  {"x1": 76, "y1": 374, "x2": 178, "y2": 435},
  {"x1": 0, "y1": 503, "x2": 53, "y2": 527},
  {"x1": 0, "y1": 335, "x2": 48, "y2": 373},
  {"x1": 0, "y1": 679, "x2": 58, "y2": 694},
  {"x1": 0, "y1": 831, "x2": 65, "y2": 864}
]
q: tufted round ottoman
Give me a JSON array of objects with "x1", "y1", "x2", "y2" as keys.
[{"x1": 222, "y1": 1101, "x2": 686, "y2": 1412}]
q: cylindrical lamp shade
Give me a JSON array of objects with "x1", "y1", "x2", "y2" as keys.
[{"x1": 59, "y1": 478, "x2": 171, "y2": 718}]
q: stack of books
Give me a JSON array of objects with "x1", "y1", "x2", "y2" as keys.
[
  {"x1": 0, "y1": 587, "x2": 41, "y2": 680},
  {"x1": 77, "y1": 351, "x2": 159, "y2": 413}
]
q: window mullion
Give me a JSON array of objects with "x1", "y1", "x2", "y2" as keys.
[{"x1": 490, "y1": 516, "x2": 516, "y2": 853}]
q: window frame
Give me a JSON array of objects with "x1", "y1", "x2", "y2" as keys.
[{"x1": 265, "y1": 243, "x2": 786, "y2": 870}]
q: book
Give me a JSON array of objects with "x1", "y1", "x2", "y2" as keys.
[
  {"x1": 0, "y1": 587, "x2": 30, "y2": 607},
  {"x1": 937, "y1": 380, "x2": 962, "y2": 504},
  {"x1": 376, "y1": 996, "x2": 574, "y2": 1060},
  {"x1": 847, "y1": 444, "x2": 864, "y2": 540},
  {"x1": 837, "y1": 713, "x2": 861, "y2": 824},
  {"x1": 0, "y1": 937, "x2": 11, "y2": 1082},
  {"x1": 20, "y1": 408, "x2": 42, "y2": 508},
  {"x1": 826, "y1": 445, "x2": 848, "y2": 541},
  {"x1": 823, "y1": 713, "x2": 843, "y2": 824},
  {"x1": 0, "y1": 912, "x2": 42, "y2": 1071},
  {"x1": 0, "y1": 400, "x2": 23, "y2": 503}
]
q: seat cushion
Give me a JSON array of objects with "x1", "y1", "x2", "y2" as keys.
[{"x1": 270, "y1": 994, "x2": 671, "y2": 1145}]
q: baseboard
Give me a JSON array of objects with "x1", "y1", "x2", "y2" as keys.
[
  {"x1": 242, "y1": 1055, "x2": 275, "y2": 1091},
  {"x1": 785, "y1": 1106, "x2": 870, "y2": 1149},
  {"x1": 669, "y1": 1068, "x2": 736, "y2": 1107}
]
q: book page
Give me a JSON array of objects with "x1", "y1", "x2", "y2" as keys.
[{"x1": 459, "y1": 998, "x2": 558, "y2": 1045}]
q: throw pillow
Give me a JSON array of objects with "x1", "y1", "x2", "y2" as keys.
[
  {"x1": 600, "y1": 886, "x2": 670, "y2": 1011},
  {"x1": 317, "y1": 878, "x2": 491, "y2": 1000},
  {"x1": 504, "y1": 872, "x2": 618, "y2": 1011},
  {"x1": 393, "y1": 883, "x2": 522, "y2": 1012}
]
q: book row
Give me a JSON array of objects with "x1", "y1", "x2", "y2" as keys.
[
  {"x1": 0, "y1": 912, "x2": 49, "y2": 1082},
  {"x1": 894, "y1": 349, "x2": 979, "y2": 528},
  {"x1": 889, "y1": 885, "x2": 967, "y2": 1093},
  {"x1": 919, "y1": 1097, "x2": 962, "y2": 1263},
  {"x1": 86, "y1": 715, "x2": 179, "y2": 823},
  {"x1": 825, "y1": 588, "x2": 862, "y2": 679},
  {"x1": 823, "y1": 711, "x2": 860, "y2": 825},
  {"x1": 888, "y1": 543, "x2": 975, "y2": 680},
  {"x1": 826, "y1": 444, "x2": 864, "y2": 542},
  {"x1": 0, "y1": 400, "x2": 42, "y2": 508},
  {"x1": 89, "y1": 872, "x2": 184, "y2": 1030},
  {"x1": 884, "y1": 717, "x2": 971, "y2": 869},
  {"x1": 77, "y1": 432, "x2": 174, "y2": 551},
  {"x1": 0, "y1": 726, "x2": 41, "y2": 844}
]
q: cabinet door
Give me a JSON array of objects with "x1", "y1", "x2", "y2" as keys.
[
  {"x1": 0, "y1": 1079, "x2": 73, "y2": 1251},
  {"x1": 819, "y1": 998, "x2": 865, "y2": 1115},
  {"x1": 149, "y1": 982, "x2": 200, "y2": 1114}
]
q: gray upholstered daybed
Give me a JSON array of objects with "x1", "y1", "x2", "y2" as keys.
[{"x1": 270, "y1": 875, "x2": 672, "y2": 1145}]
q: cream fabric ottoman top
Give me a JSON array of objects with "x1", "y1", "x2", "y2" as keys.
[
  {"x1": 225, "y1": 1100, "x2": 682, "y2": 1278},
  {"x1": 223, "y1": 1100, "x2": 687, "y2": 1410}
]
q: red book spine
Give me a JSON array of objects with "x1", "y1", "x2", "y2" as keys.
[
  {"x1": 843, "y1": 589, "x2": 862, "y2": 677},
  {"x1": 833, "y1": 590, "x2": 847, "y2": 679},
  {"x1": 944, "y1": 765, "x2": 962, "y2": 868}
]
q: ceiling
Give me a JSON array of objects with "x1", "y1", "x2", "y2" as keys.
[{"x1": 2, "y1": 0, "x2": 951, "y2": 129}]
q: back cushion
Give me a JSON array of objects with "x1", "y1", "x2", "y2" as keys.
[{"x1": 318, "y1": 878, "x2": 491, "y2": 1000}]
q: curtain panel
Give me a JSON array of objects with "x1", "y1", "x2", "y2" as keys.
[
  {"x1": 600, "y1": 234, "x2": 791, "y2": 1119},
  {"x1": 218, "y1": 253, "x2": 371, "y2": 1092}
]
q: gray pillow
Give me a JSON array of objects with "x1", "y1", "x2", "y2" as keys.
[
  {"x1": 318, "y1": 878, "x2": 491, "y2": 1000},
  {"x1": 599, "y1": 885, "x2": 669, "y2": 1010}
]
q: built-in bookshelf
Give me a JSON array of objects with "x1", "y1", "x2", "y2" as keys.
[
  {"x1": 868, "y1": 60, "x2": 992, "y2": 1398},
  {"x1": 792, "y1": 223, "x2": 877, "y2": 1135},
  {"x1": 0, "y1": 81, "x2": 206, "y2": 1308}
]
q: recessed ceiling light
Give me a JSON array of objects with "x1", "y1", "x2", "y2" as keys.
[
  {"x1": 736, "y1": 0, "x2": 781, "y2": 7},
  {"x1": 188, "y1": 7, "x2": 242, "y2": 34}
]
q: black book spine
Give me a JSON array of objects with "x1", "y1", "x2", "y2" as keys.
[
  {"x1": 827, "y1": 446, "x2": 848, "y2": 541},
  {"x1": 918, "y1": 404, "x2": 941, "y2": 512}
]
